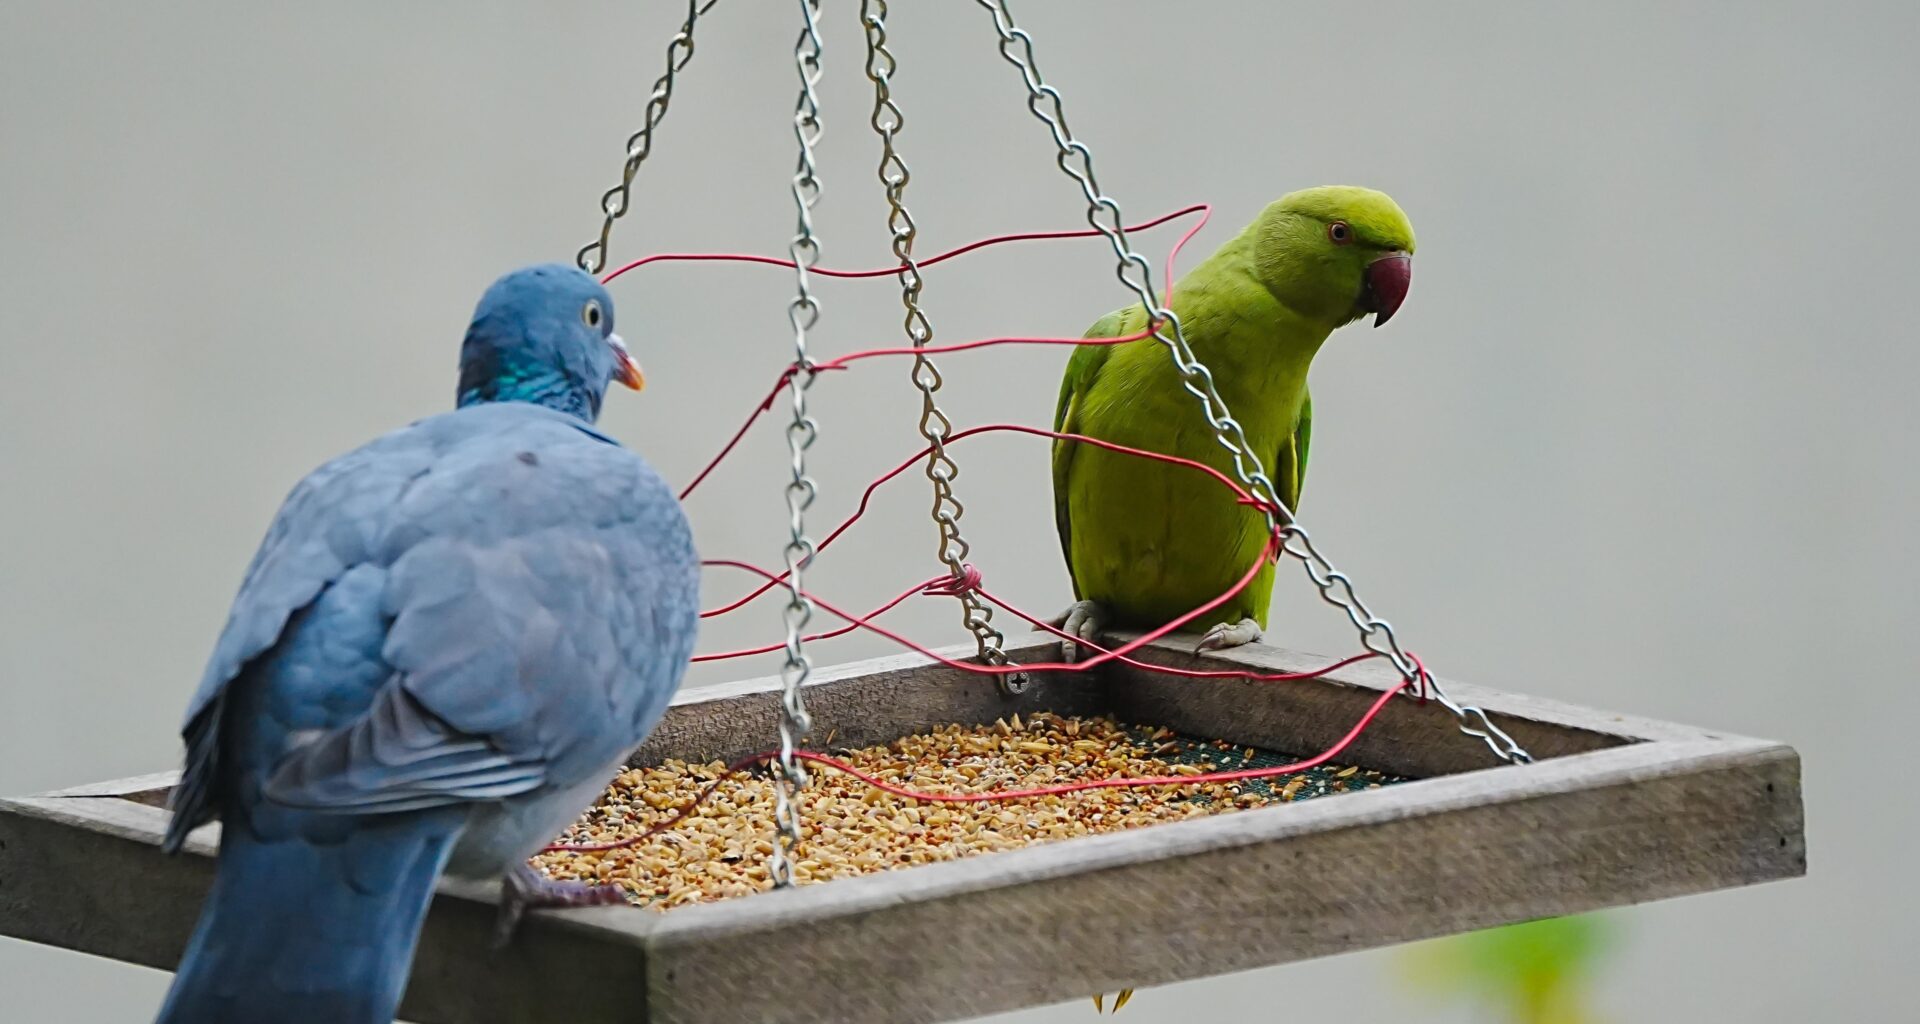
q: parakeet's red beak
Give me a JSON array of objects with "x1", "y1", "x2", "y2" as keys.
[
  {"x1": 1364, "y1": 253, "x2": 1412, "y2": 328},
  {"x1": 609, "y1": 334, "x2": 645, "y2": 391}
]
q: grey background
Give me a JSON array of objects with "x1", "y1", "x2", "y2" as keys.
[{"x1": 2, "y1": 2, "x2": 1911, "y2": 1020}]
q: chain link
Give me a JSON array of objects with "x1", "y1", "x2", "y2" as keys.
[
  {"x1": 769, "y1": 0, "x2": 827, "y2": 891},
  {"x1": 971, "y1": 0, "x2": 1530, "y2": 765},
  {"x1": 575, "y1": 0, "x2": 718, "y2": 276},
  {"x1": 859, "y1": 0, "x2": 1029, "y2": 697}
]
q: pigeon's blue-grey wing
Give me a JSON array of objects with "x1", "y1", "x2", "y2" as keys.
[
  {"x1": 257, "y1": 405, "x2": 699, "y2": 815},
  {"x1": 167, "y1": 403, "x2": 698, "y2": 847},
  {"x1": 166, "y1": 425, "x2": 442, "y2": 850}
]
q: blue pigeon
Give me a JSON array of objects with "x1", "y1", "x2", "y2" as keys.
[{"x1": 154, "y1": 264, "x2": 699, "y2": 1024}]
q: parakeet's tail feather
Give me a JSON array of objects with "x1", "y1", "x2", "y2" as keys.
[{"x1": 156, "y1": 820, "x2": 458, "y2": 1024}]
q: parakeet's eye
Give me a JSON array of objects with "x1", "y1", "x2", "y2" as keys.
[
  {"x1": 1327, "y1": 221, "x2": 1352, "y2": 245},
  {"x1": 582, "y1": 300, "x2": 604, "y2": 330}
]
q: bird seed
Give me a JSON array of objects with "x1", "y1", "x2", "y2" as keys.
[{"x1": 532, "y1": 712, "x2": 1403, "y2": 911}]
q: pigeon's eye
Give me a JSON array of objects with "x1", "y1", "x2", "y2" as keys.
[
  {"x1": 1327, "y1": 221, "x2": 1352, "y2": 245},
  {"x1": 582, "y1": 301, "x2": 604, "y2": 330}
]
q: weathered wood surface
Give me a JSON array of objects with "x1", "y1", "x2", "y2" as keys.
[
  {"x1": 0, "y1": 636, "x2": 1806, "y2": 1024},
  {"x1": 642, "y1": 737, "x2": 1801, "y2": 1024},
  {"x1": 0, "y1": 794, "x2": 655, "y2": 1024}
]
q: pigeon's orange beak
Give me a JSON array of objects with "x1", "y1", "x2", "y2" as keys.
[
  {"x1": 609, "y1": 334, "x2": 645, "y2": 391},
  {"x1": 1364, "y1": 253, "x2": 1412, "y2": 328}
]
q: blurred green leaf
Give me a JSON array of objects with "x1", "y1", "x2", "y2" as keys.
[{"x1": 1399, "y1": 915, "x2": 1614, "y2": 1024}]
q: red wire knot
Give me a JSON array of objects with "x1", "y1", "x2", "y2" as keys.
[
  {"x1": 1406, "y1": 651, "x2": 1431, "y2": 704},
  {"x1": 921, "y1": 564, "x2": 984, "y2": 598}
]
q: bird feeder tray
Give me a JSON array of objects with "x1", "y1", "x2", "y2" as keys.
[{"x1": 0, "y1": 634, "x2": 1805, "y2": 1024}]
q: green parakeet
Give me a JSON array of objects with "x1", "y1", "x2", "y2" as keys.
[{"x1": 1051, "y1": 186, "x2": 1415, "y2": 659}]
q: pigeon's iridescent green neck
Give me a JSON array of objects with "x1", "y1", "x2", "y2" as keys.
[{"x1": 457, "y1": 359, "x2": 599, "y2": 421}]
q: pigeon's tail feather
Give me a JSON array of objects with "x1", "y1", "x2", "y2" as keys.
[{"x1": 155, "y1": 819, "x2": 458, "y2": 1024}]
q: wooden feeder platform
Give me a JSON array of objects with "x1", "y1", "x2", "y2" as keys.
[{"x1": 0, "y1": 635, "x2": 1805, "y2": 1024}]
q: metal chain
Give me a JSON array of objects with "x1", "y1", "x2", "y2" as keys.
[
  {"x1": 860, "y1": 0, "x2": 1028, "y2": 697},
  {"x1": 770, "y1": 0, "x2": 827, "y2": 891},
  {"x1": 575, "y1": 0, "x2": 719, "y2": 276},
  {"x1": 971, "y1": 0, "x2": 1531, "y2": 765}
]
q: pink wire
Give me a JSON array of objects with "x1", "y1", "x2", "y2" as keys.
[
  {"x1": 532, "y1": 200, "x2": 1437, "y2": 851},
  {"x1": 700, "y1": 538, "x2": 1277, "y2": 677},
  {"x1": 627, "y1": 204, "x2": 1210, "y2": 502},
  {"x1": 981, "y1": 587, "x2": 1386, "y2": 683},
  {"x1": 784, "y1": 682, "x2": 1403, "y2": 803},
  {"x1": 600, "y1": 204, "x2": 1209, "y2": 288},
  {"x1": 542, "y1": 673, "x2": 1403, "y2": 854},
  {"x1": 697, "y1": 422, "x2": 1264, "y2": 620},
  {"x1": 693, "y1": 572, "x2": 946, "y2": 662}
]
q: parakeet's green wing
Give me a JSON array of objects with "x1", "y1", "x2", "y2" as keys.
[
  {"x1": 1053, "y1": 306, "x2": 1141, "y2": 596},
  {"x1": 1275, "y1": 388, "x2": 1311, "y2": 515}
]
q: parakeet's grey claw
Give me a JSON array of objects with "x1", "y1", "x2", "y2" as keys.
[
  {"x1": 495, "y1": 864, "x2": 627, "y2": 949},
  {"x1": 1050, "y1": 599, "x2": 1108, "y2": 662},
  {"x1": 1194, "y1": 618, "x2": 1262, "y2": 654}
]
